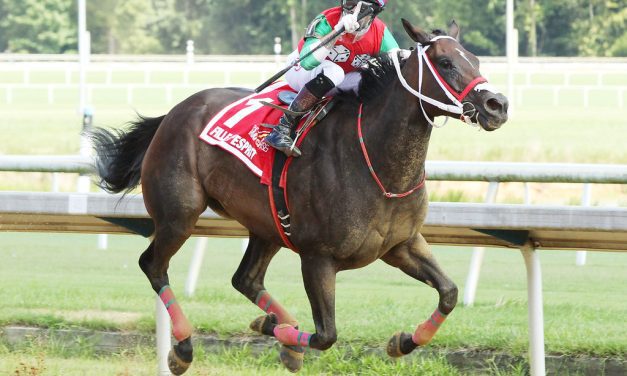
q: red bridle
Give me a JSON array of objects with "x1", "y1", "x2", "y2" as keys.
[{"x1": 422, "y1": 53, "x2": 487, "y2": 103}]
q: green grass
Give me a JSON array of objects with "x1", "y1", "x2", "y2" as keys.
[
  {"x1": 0, "y1": 97, "x2": 625, "y2": 165},
  {"x1": 0, "y1": 233, "x2": 625, "y2": 359},
  {"x1": 0, "y1": 67, "x2": 625, "y2": 164},
  {"x1": 0, "y1": 341, "x2": 482, "y2": 376}
]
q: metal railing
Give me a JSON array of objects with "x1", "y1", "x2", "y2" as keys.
[{"x1": 2, "y1": 155, "x2": 626, "y2": 376}]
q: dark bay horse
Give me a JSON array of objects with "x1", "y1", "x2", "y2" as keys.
[{"x1": 90, "y1": 20, "x2": 508, "y2": 374}]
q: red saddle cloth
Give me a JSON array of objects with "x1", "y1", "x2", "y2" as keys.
[{"x1": 199, "y1": 82, "x2": 295, "y2": 185}]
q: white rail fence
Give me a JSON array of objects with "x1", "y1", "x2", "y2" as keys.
[
  {"x1": 1, "y1": 156, "x2": 627, "y2": 376},
  {"x1": 1, "y1": 57, "x2": 626, "y2": 108},
  {"x1": 3, "y1": 83, "x2": 625, "y2": 108}
]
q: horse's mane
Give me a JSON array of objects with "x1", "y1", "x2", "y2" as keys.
[
  {"x1": 356, "y1": 53, "x2": 399, "y2": 103},
  {"x1": 355, "y1": 29, "x2": 449, "y2": 103}
]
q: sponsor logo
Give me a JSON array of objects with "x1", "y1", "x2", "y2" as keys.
[{"x1": 248, "y1": 125, "x2": 270, "y2": 152}]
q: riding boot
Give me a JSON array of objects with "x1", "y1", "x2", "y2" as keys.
[{"x1": 265, "y1": 73, "x2": 336, "y2": 157}]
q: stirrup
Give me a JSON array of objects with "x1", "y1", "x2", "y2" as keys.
[
  {"x1": 277, "y1": 144, "x2": 302, "y2": 158},
  {"x1": 268, "y1": 139, "x2": 301, "y2": 158},
  {"x1": 265, "y1": 127, "x2": 301, "y2": 157},
  {"x1": 261, "y1": 101, "x2": 308, "y2": 117}
]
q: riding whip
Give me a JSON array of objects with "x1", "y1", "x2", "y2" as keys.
[{"x1": 255, "y1": 7, "x2": 374, "y2": 93}]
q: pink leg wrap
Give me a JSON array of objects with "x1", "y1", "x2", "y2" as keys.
[
  {"x1": 256, "y1": 290, "x2": 298, "y2": 327},
  {"x1": 159, "y1": 285, "x2": 192, "y2": 341},
  {"x1": 412, "y1": 309, "x2": 447, "y2": 346},
  {"x1": 273, "y1": 324, "x2": 312, "y2": 347}
]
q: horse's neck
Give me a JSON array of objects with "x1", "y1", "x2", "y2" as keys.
[{"x1": 360, "y1": 78, "x2": 432, "y2": 193}]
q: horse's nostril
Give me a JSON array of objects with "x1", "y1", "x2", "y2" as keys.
[
  {"x1": 486, "y1": 98, "x2": 502, "y2": 112},
  {"x1": 486, "y1": 95, "x2": 509, "y2": 115}
]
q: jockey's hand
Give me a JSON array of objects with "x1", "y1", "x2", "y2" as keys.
[
  {"x1": 336, "y1": 13, "x2": 360, "y2": 33},
  {"x1": 335, "y1": 2, "x2": 362, "y2": 34}
]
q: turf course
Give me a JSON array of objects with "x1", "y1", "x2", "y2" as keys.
[
  {"x1": 0, "y1": 64, "x2": 626, "y2": 374},
  {"x1": 0, "y1": 233, "x2": 625, "y2": 374}
]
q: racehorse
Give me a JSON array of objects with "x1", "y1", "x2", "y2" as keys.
[{"x1": 89, "y1": 19, "x2": 508, "y2": 374}]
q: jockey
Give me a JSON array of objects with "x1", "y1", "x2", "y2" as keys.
[{"x1": 265, "y1": 0, "x2": 400, "y2": 157}]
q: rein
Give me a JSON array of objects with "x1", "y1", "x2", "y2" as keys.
[
  {"x1": 357, "y1": 104, "x2": 426, "y2": 198},
  {"x1": 355, "y1": 36, "x2": 500, "y2": 199}
]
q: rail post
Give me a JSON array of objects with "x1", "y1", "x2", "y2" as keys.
[
  {"x1": 156, "y1": 295, "x2": 172, "y2": 375},
  {"x1": 185, "y1": 237, "x2": 208, "y2": 297},
  {"x1": 576, "y1": 183, "x2": 592, "y2": 266},
  {"x1": 463, "y1": 181, "x2": 499, "y2": 306},
  {"x1": 521, "y1": 242, "x2": 546, "y2": 376}
]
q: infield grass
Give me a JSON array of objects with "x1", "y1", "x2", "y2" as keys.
[
  {"x1": 1, "y1": 95, "x2": 626, "y2": 205},
  {"x1": 1, "y1": 232, "x2": 625, "y2": 360},
  {"x1": 0, "y1": 341, "x2": 480, "y2": 376},
  {"x1": 0, "y1": 97, "x2": 625, "y2": 164}
]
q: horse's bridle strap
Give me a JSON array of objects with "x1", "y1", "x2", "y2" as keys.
[
  {"x1": 391, "y1": 36, "x2": 497, "y2": 127},
  {"x1": 391, "y1": 50, "x2": 462, "y2": 115},
  {"x1": 457, "y1": 76, "x2": 488, "y2": 101},
  {"x1": 420, "y1": 48, "x2": 488, "y2": 103}
]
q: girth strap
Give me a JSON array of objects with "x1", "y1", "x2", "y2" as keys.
[{"x1": 266, "y1": 98, "x2": 336, "y2": 250}]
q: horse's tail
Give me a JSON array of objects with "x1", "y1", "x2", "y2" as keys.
[{"x1": 88, "y1": 115, "x2": 165, "y2": 194}]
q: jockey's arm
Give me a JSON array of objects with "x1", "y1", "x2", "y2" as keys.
[
  {"x1": 299, "y1": 13, "x2": 400, "y2": 71},
  {"x1": 299, "y1": 14, "x2": 339, "y2": 71},
  {"x1": 380, "y1": 26, "x2": 414, "y2": 60},
  {"x1": 380, "y1": 26, "x2": 400, "y2": 54}
]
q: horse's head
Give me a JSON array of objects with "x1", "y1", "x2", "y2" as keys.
[{"x1": 398, "y1": 19, "x2": 508, "y2": 131}]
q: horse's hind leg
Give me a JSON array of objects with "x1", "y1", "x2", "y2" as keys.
[
  {"x1": 139, "y1": 184, "x2": 207, "y2": 375},
  {"x1": 381, "y1": 233, "x2": 458, "y2": 357},
  {"x1": 232, "y1": 234, "x2": 304, "y2": 372}
]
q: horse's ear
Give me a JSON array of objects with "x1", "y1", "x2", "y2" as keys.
[
  {"x1": 402, "y1": 18, "x2": 430, "y2": 44},
  {"x1": 448, "y1": 20, "x2": 460, "y2": 41}
]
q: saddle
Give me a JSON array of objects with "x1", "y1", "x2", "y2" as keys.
[{"x1": 198, "y1": 82, "x2": 337, "y2": 251}]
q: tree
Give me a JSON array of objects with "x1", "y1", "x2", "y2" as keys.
[
  {"x1": 150, "y1": 0, "x2": 211, "y2": 53},
  {"x1": 575, "y1": 0, "x2": 627, "y2": 57},
  {"x1": 430, "y1": 0, "x2": 506, "y2": 56},
  {"x1": 0, "y1": 1, "x2": 7, "y2": 51},
  {"x1": 0, "y1": 0, "x2": 76, "y2": 53},
  {"x1": 0, "y1": 0, "x2": 623, "y2": 56},
  {"x1": 530, "y1": 0, "x2": 578, "y2": 56},
  {"x1": 88, "y1": 0, "x2": 161, "y2": 54},
  {"x1": 197, "y1": 0, "x2": 292, "y2": 54}
]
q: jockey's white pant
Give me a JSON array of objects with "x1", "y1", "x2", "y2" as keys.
[{"x1": 284, "y1": 50, "x2": 362, "y2": 96}]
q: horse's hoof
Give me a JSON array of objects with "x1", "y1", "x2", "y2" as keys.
[
  {"x1": 280, "y1": 345, "x2": 305, "y2": 373},
  {"x1": 386, "y1": 332, "x2": 417, "y2": 358},
  {"x1": 168, "y1": 348, "x2": 191, "y2": 375},
  {"x1": 249, "y1": 313, "x2": 277, "y2": 336}
]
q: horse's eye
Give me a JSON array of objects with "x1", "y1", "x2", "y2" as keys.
[{"x1": 439, "y1": 59, "x2": 454, "y2": 70}]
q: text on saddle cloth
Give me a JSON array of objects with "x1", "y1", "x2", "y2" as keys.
[
  {"x1": 198, "y1": 82, "x2": 334, "y2": 186},
  {"x1": 198, "y1": 82, "x2": 294, "y2": 185}
]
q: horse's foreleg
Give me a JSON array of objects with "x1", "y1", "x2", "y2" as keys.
[
  {"x1": 233, "y1": 234, "x2": 296, "y2": 326},
  {"x1": 232, "y1": 234, "x2": 304, "y2": 372},
  {"x1": 381, "y1": 233, "x2": 458, "y2": 357},
  {"x1": 262, "y1": 255, "x2": 338, "y2": 352}
]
